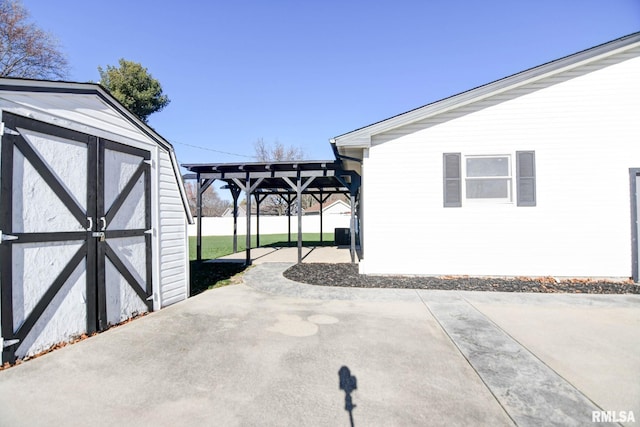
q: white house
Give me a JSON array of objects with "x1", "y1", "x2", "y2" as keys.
[
  {"x1": 332, "y1": 32, "x2": 640, "y2": 280},
  {"x1": 0, "y1": 78, "x2": 193, "y2": 362},
  {"x1": 305, "y1": 199, "x2": 351, "y2": 216}
]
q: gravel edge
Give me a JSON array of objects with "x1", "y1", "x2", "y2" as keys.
[{"x1": 283, "y1": 263, "x2": 640, "y2": 294}]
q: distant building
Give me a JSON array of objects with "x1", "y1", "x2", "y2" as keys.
[{"x1": 305, "y1": 199, "x2": 351, "y2": 216}]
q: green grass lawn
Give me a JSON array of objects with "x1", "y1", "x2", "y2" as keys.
[{"x1": 189, "y1": 233, "x2": 335, "y2": 261}]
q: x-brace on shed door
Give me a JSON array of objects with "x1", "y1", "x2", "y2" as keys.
[{"x1": 1, "y1": 112, "x2": 152, "y2": 363}]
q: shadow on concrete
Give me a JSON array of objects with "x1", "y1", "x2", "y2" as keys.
[
  {"x1": 339, "y1": 366, "x2": 357, "y2": 427},
  {"x1": 265, "y1": 239, "x2": 336, "y2": 248},
  {"x1": 189, "y1": 261, "x2": 248, "y2": 296}
]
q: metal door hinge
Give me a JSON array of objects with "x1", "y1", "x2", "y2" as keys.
[
  {"x1": 2, "y1": 338, "x2": 20, "y2": 348},
  {"x1": 0, "y1": 230, "x2": 18, "y2": 243},
  {"x1": 0, "y1": 124, "x2": 20, "y2": 136},
  {"x1": 144, "y1": 229, "x2": 153, "y2": 235},
  {"x1": 144, "y1": 159, "x2": 153, "y2": 167}
]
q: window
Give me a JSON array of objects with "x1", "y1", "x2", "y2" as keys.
[
  {"x1": 465, "y1": 156, "x2": 511, "y2": 201},
  {"x1": 443, "y1": 151, "x2": 536, "y2": 207}
]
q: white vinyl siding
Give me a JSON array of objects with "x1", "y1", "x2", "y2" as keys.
[
  {"x1": 158, "y1": 151, "x2": 189, "y2": 306},
  {"x1": 359, "y1": 45, "x2": 640, "y2": 278}
]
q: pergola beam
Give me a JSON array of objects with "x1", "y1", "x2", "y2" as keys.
[{"x1": 196, "y1": 170, "x2": 337, "y2": 180}]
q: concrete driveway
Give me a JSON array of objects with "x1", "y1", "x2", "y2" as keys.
[
  {"x1": 212, "y1": 245, "x2": 356, "y2": 264},
  {"x1": 1, "y1": 263, "x2": 638, "y2": 426}
]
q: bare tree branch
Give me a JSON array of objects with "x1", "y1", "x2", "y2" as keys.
[
  {"x1": 184, "y1": 181, "x2": 229, "y2": 217},
  {"x1": 0, "y1": 0, "x2": 69, "y2": 79},
  {"x1": 252, "y1": 139, "x2": 312, "y2": 215}
]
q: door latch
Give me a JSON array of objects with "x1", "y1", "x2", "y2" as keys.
[
  {"x1": 0, "y1": 230, "x2": 18, "y2": 243},
  {"x1": 92, "y1": 231, "x2": 106, "y2": 242}
]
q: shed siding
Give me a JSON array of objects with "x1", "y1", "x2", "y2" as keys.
[
  {"x1": 158, "y1": 151, "x2": 189, "y2": 306},
  {"x1": 360, "y1": 47, "x2": 640, "y2": 277}
]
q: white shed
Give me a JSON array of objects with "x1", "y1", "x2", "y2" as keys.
[
  {"x1": 333, "y1": 32, "x2": 640, "y2": 280},
  {"x1": 0, "y1": 78, "x2": 193, "y2": 363}
]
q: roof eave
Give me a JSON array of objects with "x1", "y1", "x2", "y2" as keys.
[{"x1": 332, "y1": 31, "x2": 640, "y2": 148}]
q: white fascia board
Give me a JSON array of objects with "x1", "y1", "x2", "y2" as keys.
[
  {"x1": 333, "y1": 33, "x2": 640, "y2": 148},
  {"x1": 169, "y1": 149, "x2": 194, "y2": 224}
]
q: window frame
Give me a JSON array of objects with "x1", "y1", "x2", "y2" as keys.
[
  {"x1": 443, "y1": 151, "x2": 536, "y2": 208},
  {"x1": 463, "y1": 154, "x2": 513, "y2": 204}
]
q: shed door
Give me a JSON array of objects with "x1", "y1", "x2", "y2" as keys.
[
  {"x1": 96, "y1": 139, "x2": 152, "y2": 330},
  {"x1": 1, "y1": 112, "x2": 152, "y2": 363}
]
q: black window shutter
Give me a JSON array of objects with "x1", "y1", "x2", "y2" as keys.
[
  {"x1": 443, "y1": 153, "x2": 461, "y2": 207},
  {"x1": 516, "y1": 151, "x2": 536, "y2": 206}
]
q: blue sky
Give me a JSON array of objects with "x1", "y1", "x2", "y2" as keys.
[{"x1": 21, "y1": 0, "x2": 640, "y2": 167}]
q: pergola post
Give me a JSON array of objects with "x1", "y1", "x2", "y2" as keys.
[
  {"x1": 196, "y1": 172, "x2": 202, "y2": 261},
  {"x1": 254, "y1": 193, "x2": 268, "y2": 248},
  {"x1": 254, "y1": 193, "x2": 260, "y2": 248},
  {"x1": 319, "y1": 191, "x2": 324, "y2": 246},
  {"x1": 284, "y1": 175, "x2": 315, "y2": 263},
  {"x1": 312, "y1": 192, "x2": 331, "y2": 246},
  {"x1": 350, "y1": 175, "x2": 361, "y2": 263},
  {"x1": 297, "y1": 181, "x2": 302, "y2": 263},
  {"x1": 196, "y1": 178, "x2": 215, "y2": 261},
  {"x1": 232, "y1": 176, "x2": 264, "y2": 265},
  {"x1": 230, "y1": 184, "x2": 241, "y2": 254},
  {"x1": 244, "y1": 174, "x2": 252, "y2": 265},
  {"x1": 285, "y1": 193, "x2": 293, "y2": 246},
  {"x1": 349, "y1": 193, "x2": 356, "y2": 263},
  {"x1": 335, "y1": 172, "x2": 360, "y2": 264}
]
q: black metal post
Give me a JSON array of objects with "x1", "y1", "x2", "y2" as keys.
[
  {"x1": 287, "y1": 194, "x2": 292, "y2": 246},
  {"x1": 349, "y1": 192, "x2": 356, "y2": 263},
  {"x1": 255, "y1": 193, "x2": 260, "y2": 248},
  {"x1": 297, "y1": 176, "x2": 303, "y2": 264},
  {"x1": 196, "y1": 172, "x2": 202, "y2": 261},
  {"x1": 231, "y1": 184, "x2": 240, "y2": 254},
  {"x1": 245, "y1": 174, "x2": 252, "y2": 265},
  {"x1": 319, "y1": 190, "x2": 324, "y2": 246}
]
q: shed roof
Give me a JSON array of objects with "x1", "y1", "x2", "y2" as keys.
[{"x1": 0, "y1": 77, "x2": 193, "y2": 222}]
